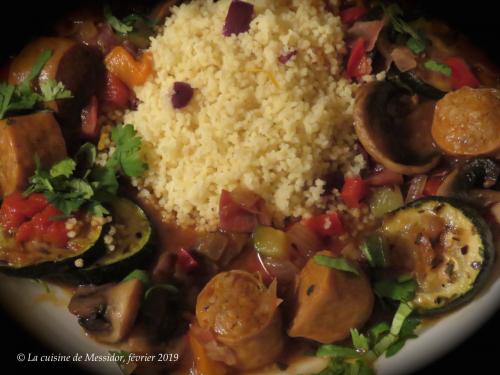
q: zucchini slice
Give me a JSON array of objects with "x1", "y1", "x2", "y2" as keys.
[
  {"x1": 73, "y1": 198, "x2": 153, "y2": 283},
  {"x1": 0, "y1": 214, "x2": 103, "y2": 278},
  {"x1": 380, "y1": 197, "x2": 495, "y2": 314}
]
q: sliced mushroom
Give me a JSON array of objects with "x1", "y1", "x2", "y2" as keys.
[
  {"x1": 354, "y1": 81, "x2": 441, "y2": 175},
  {"x1": 437, "y1": 159, "x2": 500, "y2": 197},
  {"x1": 68, "y1": 279, "x2": 143, "y2": 344}
]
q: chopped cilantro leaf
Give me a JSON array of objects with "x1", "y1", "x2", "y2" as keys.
[
  {"x1": 313, "y1": 255, "x2": 360, "y2": 276},
  {"x1": 108, "y1": 124, "x2": 147, "y2": 177},
  {"x1": 424, "y1": 60, "x2": 452, "y2": 76},
  {"x1": 374, "y1": 277, "x2": 417, "y2": 302},
  {"x1": 0, "y1": 49, "x2": 72, "y2": 119},
  {"x1": 123, "y1": 269, "x2": 150, "y2": 285},
  {"x1": 104, "y1": 4, "x2": 134, "y2": 34},
  {"x1": 351, "y1": 329, "x2": 370, "y2": 352},
  {"x1": 406, "y1": 36, "x2": 426, "y2": 54},
  {"x1": 40, "y1": 79, "x2": 73, "y2": 101},
  {"x1": 49, "y1": 159, "x2": 76, "y2": 178},
  {"x1": 316, "y1": 345, "x2": 359, "y2": 359}
]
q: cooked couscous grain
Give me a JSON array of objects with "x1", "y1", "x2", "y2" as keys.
[{"x1": 125, "y1": 0, "x2": 363, "y2": 230}]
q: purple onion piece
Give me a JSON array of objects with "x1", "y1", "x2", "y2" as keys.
[
  {"x1": 223, "y1": 0, "x2": 254, "y2": 37},
  {"x1": 279, "y1": 50, "x2": 297, "y2": 64},
  {"x1": 171, "y1": 82, "x2": 194, "y2": 109}
]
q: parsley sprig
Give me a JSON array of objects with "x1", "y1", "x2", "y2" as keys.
[
  {"x1": 383, "y1": 4, "x2": 427, "y2": 55},
  {"x1": 314, "y1": 274, "x2": 420, "y2": 374},
  {"x1": 103, "y1": 4, "x2": 156, "y2": 35},
  {"x1": 24, "y1": 124, "x2": 146, "y2": 217},
  {"x1": 0, "y1": 49, "x2": 72, "y2": 119}
]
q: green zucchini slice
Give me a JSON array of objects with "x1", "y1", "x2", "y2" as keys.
[
  {"x1": 74, "y1": 198, "x2": 153, "y2": 283},
  {"x1": 0, "y1": 214, "x2": 103, "y2": 278},
  {"x1": 380, "y1": 197, "x2": 495, "y2": 314}
]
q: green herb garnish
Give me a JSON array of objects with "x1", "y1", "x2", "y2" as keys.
[
  {"x1": 424, "y1": 59, "x2": 452, "y2": 76},
  {"x1": 374, "y1": 275, "x2": 417, "y2": 302},
  {"x1": 104, "y1": 4, "x2": 134, "y2": 34},
  {"x1": 123, "y1": 269, "x2": 178, "y2": 301},
  {"x1": 24, "y1": 127, "x2": 146, "y2": 217},
  {"x1": 123, "y1": 269, "x2": 150, "y2": 284},
  {"x1": 383, "y1": 4, "x2": 427, "y2": 55},
  {"x1": 313, "y1": 255, "x2": 360, "y2": 276},
  {"x1": 107, "y1": 124, "x2": 148, "y2": 177},
  {"x1": 406, "y1": 37, "x2": 426, "y2": 54},
  {"x1": 360, "y1": 234, "x2": 388, "y2": 268},
  {"x1": 0, "y1": 49, "x2": 72, "y2": 119}
]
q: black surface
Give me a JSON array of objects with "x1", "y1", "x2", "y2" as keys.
[{"x1": 1, "y1": 0, "x2": 499, "y2": 374}]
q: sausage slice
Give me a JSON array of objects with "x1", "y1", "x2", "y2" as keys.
[
  {"x1": 288, "y1": 250, "x2": 374, "y2": 343},
  {"x1": 0, "y1": 112, "x2": 67, "y2": 197},
  {"x1": 8, "y1": 37, "x2": 104, "y2": 128},
  {"x1": 196, "y1": 270, "x2": 284, "y2": 371}
]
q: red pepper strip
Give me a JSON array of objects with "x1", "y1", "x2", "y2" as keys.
[
  {"x1": 0, "y1": 192, "x2": 48, "y2": 231},
  {"x1": 81, "y1": 96, "x2": 99, "y2": 139},
  {"x1": 16, "y1": 205, "x2": 68, "y2": 247},
  {"x1": 340, "y1": 6, "x2": 368, "y2": 25},
  {"x1": 177, "y1": 247, "x2": 199, "y2": 273},
  {"x1": 423, "y1": 176, "x2": 443, "y2": 196},
  {"x1": 347, "y1": 37, "x2": 371, "y2": 79},
  {"x1": 341, "y1": 177, "x2": 368, "y2": 208},
  {"x1": 102, "y1": 71, "x2": 131, "y2": 110},
  {"x1": 445, "y1": 57, "x2": 480, "y2": 90},
  {"x1": 304, "y1": 212, "x2": 345, "y2": 237}
]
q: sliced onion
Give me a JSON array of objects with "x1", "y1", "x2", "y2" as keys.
[
  {"x1": 366, "y1": 168, "x2": 404, "y2": 186},
  {"x1": 96, "y1": 23, "x2": 121, "y2": 55},
  {"x1": 230, "y1": 187, "x2": 262, "y2": 213},
  {"x1": 391, "y1": 46, "x2": 417, "y2": 72},
  {"x1": 195, "y1": 232, "x2": 229, "y2": 262},
  {"x1": 406, "y1": 175, "x2": 428, "y2": 203},
  {"x1": 223, "y1": 0, "x2": 254, "y2": 37},
  {"x1": 259, "y1": 254, "x2": 299, "y2": 285},
  {"x1": 279, "y1": 50, "x2": 297, "y2": 64},
  {"x1": 286, "y1": 222, "x2": 323, "y2": 259},
  {"x1": 171, "y1": 81, "x2": 194, "y2": 109},
  {"x1": 347, "y1": 20, "x2": 385, "y2": 52}
]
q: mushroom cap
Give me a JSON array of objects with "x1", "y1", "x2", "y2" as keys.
[{"x1": 354, "y1": 81, "x2": 441, "y2": 175}]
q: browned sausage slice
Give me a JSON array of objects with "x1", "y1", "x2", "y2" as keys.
[
  {"x1": 0, "y1": 112, "x2": 67, "y2": 197},
  {"x1": 196, "y1": 270, "x2": 284, "y2": 371},
  {"x1": 288, "y1": 250, "x2": 374, "y2": 343},
  {"x1": 8, "y1": 37, "x2": 104, "y2": 128}
]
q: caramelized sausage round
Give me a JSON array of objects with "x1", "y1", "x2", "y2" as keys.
[
  {"x1": 8, "y1": 37, "x2": 104, "y2": 128},
  {"x1": 0, "y1": 112, "x2": 67, "y2": 197},
  {"x1": 432, "y1": 87, "x2": 500, "y2": 156},
  {"x1": 288, "y1": 250, "x2": 374, "y2": 343},
  {"x1": 196, "y1": 270, "x2": 284, "y2": 371}
]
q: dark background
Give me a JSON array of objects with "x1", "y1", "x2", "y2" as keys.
[{"x1": 1, "y1": 0, "x2": 498, "y2": 374}]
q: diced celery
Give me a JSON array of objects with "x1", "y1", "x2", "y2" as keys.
[
  {"x1": 253, "y1": 226, "x2": 290, "y2": 260},
  {"x1": 369, "y1": 186, "x2": 404, "y2": 218}
]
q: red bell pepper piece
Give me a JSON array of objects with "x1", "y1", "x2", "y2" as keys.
[
  {"x1": 346, "y1": 37, "x2": 371, "y2": 79},
  {"x1": 340, "y1": 6, "x2": 368, "y2": 25},
  {"x1": 177, "y1": 247, "x2": 199, "y2": 273},
  {"x1": 423, "y1": 176, "x2": 443, "y2": 196},
  {"x1": 0, "y1": 192, "x2": 48, "y2": 231},
  {"x1": 81, "y1": 96, "x2": 99, "y2": 139},
  {"x1": 304, "y1": 212, "x2": 345, "y2": 237},
  {"x1": 445, "y1": 57, "x2": 480, "y2": 90},
  {"x1": 102, "y1": 71, "x2": 131, "y2": 110},
  {"x1": 341, "y1": 177, "x2": 368, "y2": 208}
]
